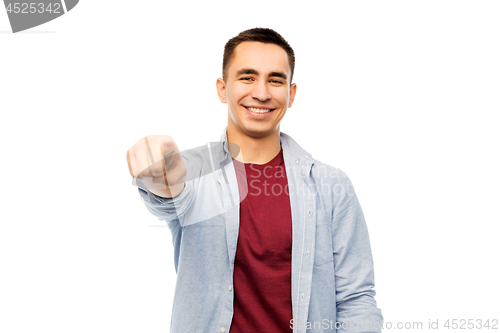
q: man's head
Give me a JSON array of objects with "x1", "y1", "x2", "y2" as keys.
[
  {"x1": 222, "y1": 28, "x2": 295, "y2": 83},
  {"x1": 216, "y1": 28, "x2": 297, "y2": 140}
]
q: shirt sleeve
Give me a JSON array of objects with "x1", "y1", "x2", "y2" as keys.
[{"x1": 331, "y1": 169, "x2": 384, "y2": 333}]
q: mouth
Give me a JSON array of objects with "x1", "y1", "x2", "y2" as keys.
[{"x1": 243, "y1": 106, "x2": 276, "y2": 114}]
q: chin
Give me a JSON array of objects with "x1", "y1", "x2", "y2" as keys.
[{"x1": 242, "y1": 125, "x2": 278, "y2": 138}]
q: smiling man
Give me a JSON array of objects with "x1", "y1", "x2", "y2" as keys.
[
  {"x1": 217, "y1": 40, "x2": 296, "y2": 162},
  {"x1": 127, "y1": 28, "x2": 383, "y2": 333}
]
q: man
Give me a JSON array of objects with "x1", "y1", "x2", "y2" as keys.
[{"x1": 126, "y1": 28, "x2": 383, "y2": 333}]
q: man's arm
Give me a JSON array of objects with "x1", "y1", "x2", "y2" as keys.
[
  {"x1": 127, "y1": 134, "x2": 192, "y2": 222},
  {"x1": 331, "y1": 170, "x2": 383, "y2": 332},
  {"x1": 137, "y1": 165, "x2": 194, "y2": 223},
  {"x1": 130, "y1": 140, "x2": 227, "y2": 224}
]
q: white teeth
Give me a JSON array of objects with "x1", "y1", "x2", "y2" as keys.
[{"x1": 247, "y1": 107, "x2": 272, "y2": 113}]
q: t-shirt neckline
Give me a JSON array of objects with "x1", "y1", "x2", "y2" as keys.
[{"x1": 232, "y1": 146, "x2": 283, "y2": 169}]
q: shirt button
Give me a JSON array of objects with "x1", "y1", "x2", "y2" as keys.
[
  {"x1": 232, "y1": 243, "x2": 235, "y2": 249},
  {"x1": 220, "y1": 327, "x2": 226, "y2": 332},
  {"x1": 308, "y1": 209, "x2": 312, "y2": 216},
  {"x1": 229, "y1": 285, "x2": 232, "y2": 291},
  {"x1": 295, "y1": 159, "x2": 299, "y2": 164}
]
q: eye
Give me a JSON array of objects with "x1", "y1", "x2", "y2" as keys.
[
  {"x1": 240, "y1": 77, "x2": 253, "y2": 81},
  {"x1": 271, "y1": 79, "x2": 284, "y2": 84}
]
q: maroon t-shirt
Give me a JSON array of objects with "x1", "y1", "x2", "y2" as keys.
[{"x1": 230, "y1": 147, "x2": 293, "y2": 333}]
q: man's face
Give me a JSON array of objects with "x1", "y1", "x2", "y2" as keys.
[{"x1": 217, "y1": 42, "x2": 297, "y2": 139}]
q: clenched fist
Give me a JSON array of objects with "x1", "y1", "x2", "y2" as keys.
[{"x1": 127, "y1": 135, "x2": 187, "y2": 198}]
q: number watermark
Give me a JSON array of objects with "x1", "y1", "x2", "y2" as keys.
[
  {"x1": 289, "y1": 318, "x2": 499, "y2": 330},
  {"x1": 3, "y1": 0, "x2": 79, "y2": 33}
]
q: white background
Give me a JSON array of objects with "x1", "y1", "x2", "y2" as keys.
[{"x1": 1, "y1": 1, "x2": 499, "y2": 332}]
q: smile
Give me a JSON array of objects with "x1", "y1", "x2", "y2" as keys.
[{"x1": 244, "y1": 106, "x2": 275, "y2": 114}]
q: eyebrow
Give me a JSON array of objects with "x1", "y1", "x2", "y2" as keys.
[{"x1": 235, "y1": 68, "x2": 288, "y2": 81}]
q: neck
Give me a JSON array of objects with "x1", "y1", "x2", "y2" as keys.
[{"x1": 226, "y1": 124, "x2": 281, "y2": 164}]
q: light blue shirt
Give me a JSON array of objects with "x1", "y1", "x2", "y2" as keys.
[{"x1": 138, "y1": 129, "x2": 383, "y2": 332}]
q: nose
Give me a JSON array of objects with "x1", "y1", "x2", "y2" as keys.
[{"x1": 250, "y1": 80, "x2": 272, "y2": 102}]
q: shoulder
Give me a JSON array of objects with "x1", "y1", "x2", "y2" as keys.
[
  {"x1": 309, "y1": 157, "x2": 359, "y2": 219},
  {"x1": 310, "y1": 157, "x2": 354, "y2": 201},
  {"x1": 280, "y1": 131, "x2": 350, "y2": 184},
  {"x1": 311, "y1": 158, "x2": 348, "y2": 184},
  {"x1": 280, "y1": 132, "x2": 356, "y2": 206}
]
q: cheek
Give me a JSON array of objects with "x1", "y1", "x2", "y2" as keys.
[
  {"x1": 227, "y1": 93, "x2": 242, "y2": 107},
  {"x1": 276, "y1": 91, "x2": 289, "y2": 106}
]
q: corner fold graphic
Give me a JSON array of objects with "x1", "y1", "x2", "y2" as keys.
[
  {"x1": 3, "y1": 0, "x2": 80, "y2": 33},
  {"x1": 64, "y1": 0, "x2": 78, "y2": 11}
]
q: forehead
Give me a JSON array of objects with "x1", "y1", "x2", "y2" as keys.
[{"x1": 229, "y1": 41, "x2": 290, "y2": 77}]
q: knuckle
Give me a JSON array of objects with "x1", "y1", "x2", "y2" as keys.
[{"x1": 163, "y1": 135, "x2": 173, "y2": 146}]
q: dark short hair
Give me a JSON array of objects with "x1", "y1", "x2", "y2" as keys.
[{"x1": 222, "y1": 27, "x2": 295, "y2": 83}]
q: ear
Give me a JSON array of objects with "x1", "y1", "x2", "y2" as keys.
[
  {"x1": 216, "y1": 78, "x2": 227, "y2": 103},
  {"x1": 288, "y1": 83, "x2": 297, "y2": 108}
]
